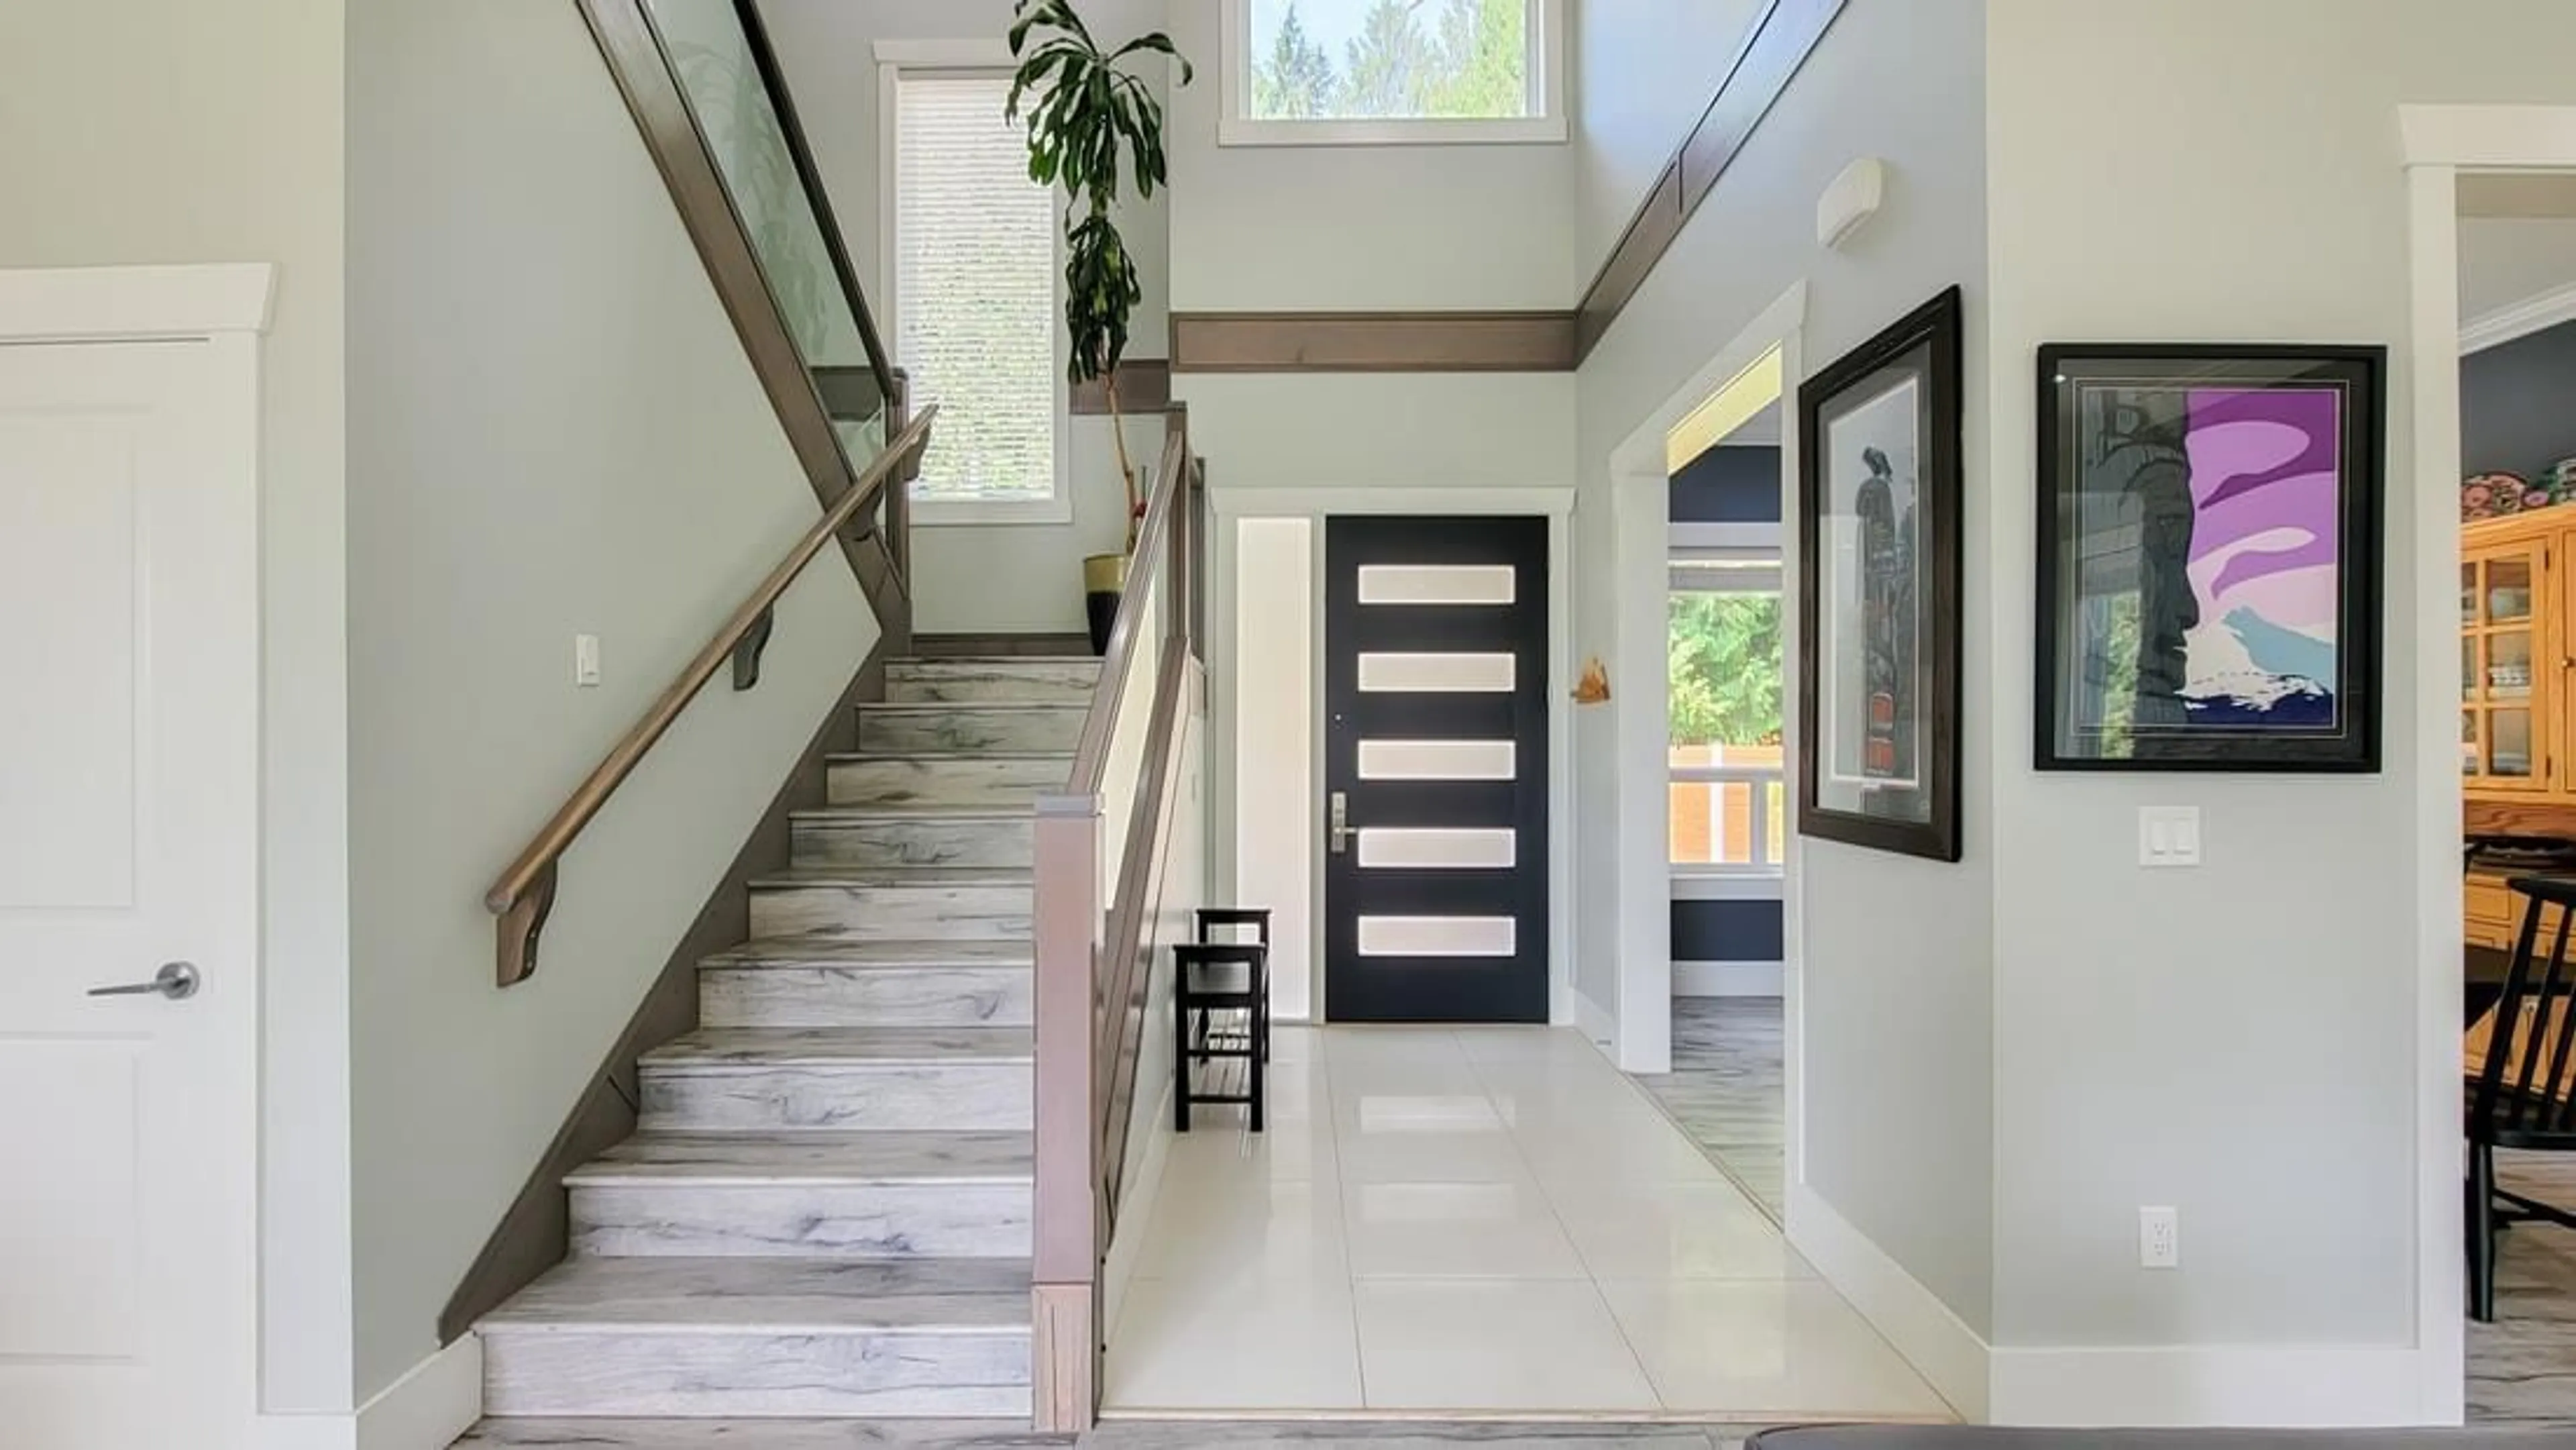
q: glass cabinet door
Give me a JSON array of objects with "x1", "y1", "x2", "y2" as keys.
[{"x1": 2464, "y1": 543, "x2": 2548, "y2": 790}]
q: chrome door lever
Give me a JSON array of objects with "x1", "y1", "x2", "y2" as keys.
[
  {"x1": 1329, "y1": 790, "x2": 1353, "y2": 854},
  {"x1": 88, "y1": 962, "x2": 200, "y2": 1001}
]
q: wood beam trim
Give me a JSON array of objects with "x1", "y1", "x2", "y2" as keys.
[
  {"x1": 1071, "y1": 358, "x2": 1173, "y2": 415},
  {"x1": 1574, "y1": 0, "x2": 1846, "y2": 362},
  {"x1": 1169, "y1": 311, "x2": 1578, "y2": 374}
]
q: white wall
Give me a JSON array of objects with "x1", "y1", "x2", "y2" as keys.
[
  {"x1": 1570, "y1": 0, "x2": 1765, "y2": 274},
  {"x1": 1573, "y1": 0, "x2": 1996, "y2": 1337},
  {"x1": 1982, "y1": 0, "x2": 2576, "y2": 1385},
  {"x1": 1234, "y1": 519, "x2": 1318, "y2": 1019},
  {"x1": 759, "y1": 0, "x2": 1173, "y2": 635},
  {"x1": 343, "y1": 0, "x2": 881, "y2": 1400},
  {"x1": 2458, "y1": 216, "x2": 2576, "y2": 327},
  {"x1": 0, "y1": 0, "x2": 356, "y2": 1414}
]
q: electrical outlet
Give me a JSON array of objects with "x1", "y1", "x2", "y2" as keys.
[
  {"x1": 2139, "y1": 1206, "x2": 2180, "y2": 1269},
  {"x1": 574, "y1": 633, "x2": 602, "y2": 688}
]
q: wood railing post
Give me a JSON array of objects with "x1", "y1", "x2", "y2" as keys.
[
  {"x1": 884, "y1": 369, "x2": 912, "y2": 587},
  {"x1": 1030, "y1": 792, "x2": 1101, "y2": 1433}
]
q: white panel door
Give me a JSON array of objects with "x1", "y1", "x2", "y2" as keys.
[{"x1": 0, "y1": 335, "x2": 260, "y2": 1449}]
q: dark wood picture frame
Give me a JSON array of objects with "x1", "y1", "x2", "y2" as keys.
[
  {"x1": 2034, "y1": 344, "x2": 2385, "y2": 773},
  {"x1": 1796, "y1": 285, "x2": 1966, "y2": 863}
]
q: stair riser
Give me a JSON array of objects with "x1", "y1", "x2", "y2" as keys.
[
  {"x1": 569, "y1": 1182, "x2": 1032, "y2": 1259},
  {"x1": 790, "y1": 815, "x2": 1032, "y2": 870},
  {"x1": 857, "y1": 706, "x2": 1085, "y2": 755},
  {"x1": 750, "y1": 884, "x2": 1030, "y2": 941},
  {"x1": 481, "y1": 1329, "x2": 1030, "y2": 1418},
  {"x1": 639, "y1": 1062, "x2": 1034, "y2": 1132},
  {"x1": 886, "y1": 661, "x2": 1100, "y2": 704},
  {"x1": 698, "y1": 966, "x2": 1032, "y2": 1029},
  {"x1": 828, "y1": 756, "x2": 1067, "y2": 809}
]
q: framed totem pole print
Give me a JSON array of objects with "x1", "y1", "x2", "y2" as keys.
[
  {"x1": 1796, "y1": 286, "x2": 1965, "y2": 862},
  {"x1": 2035, "y1": 345, "x2": 2384, "y2": 772}
]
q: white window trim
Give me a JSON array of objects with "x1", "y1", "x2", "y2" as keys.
[
  {"x1": 1218, "y1": 0, "x2": 1568, "y2": 148},
  {"x1": 1669, "y1": 534, "x2": 1786, "y2": 880},
  {"x1": 877, "y1": 40, "x2": 1074, "y2": 526}
]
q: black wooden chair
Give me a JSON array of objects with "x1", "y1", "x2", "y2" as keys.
[
  {"x1": 1173, "y1": 940, "x2": 1268, "y2": 1133},
  {"x1": 2466, "y1": 874, "x2": 2576, "y2": 1320}
]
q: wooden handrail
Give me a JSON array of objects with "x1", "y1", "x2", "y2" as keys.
[
  {"x1": 484, "y1": 406, "x2": 936, "y2": 987},
  {"x1": 1065, "y1": 415, "x2": 1193, "y2": 791}
]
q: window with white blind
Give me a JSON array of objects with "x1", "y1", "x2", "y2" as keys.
[{"x1": 889, "y1": 68, "x2": 1065, "y2": 523}]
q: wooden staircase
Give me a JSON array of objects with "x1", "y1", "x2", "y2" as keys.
[{"x1": 469, "y1": 656, "x2": 1099, "y2": 1423}]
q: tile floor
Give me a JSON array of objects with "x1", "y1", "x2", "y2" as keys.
[
  {"x1": 1104, "y1": 1025, "x2": 1950, "y2": 1422},
  {"x1": 1632, "y1": 1000, "x2": 1785, "y2": 1220}
]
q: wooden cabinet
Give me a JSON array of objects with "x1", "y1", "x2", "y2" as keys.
[{"x1": 2463, "y1": 511, "x2": 2572, "y2": 800}]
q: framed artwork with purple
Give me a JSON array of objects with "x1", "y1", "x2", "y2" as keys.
[
  {"x1": 2035, "y1": 344, "x2": 2385, "y2": 772},
  {"x1": 1797, "y1": 285, "x2": 1964, "y2": 862}
]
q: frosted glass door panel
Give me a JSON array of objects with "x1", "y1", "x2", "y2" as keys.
[
  {"x1": 1357, "y1": 916, "x2": 1517, "y2": 957},
  {"x1": 1357, "y1": 564, "x2": 1516, "y2": 605},
  {"x1": 1358, "y1": 652, "x2": 1515, "y2": 692},
  {"x1": 1356, "y1": 829, "x2": 1517, "y2": 870},
  {"x1": 1358, "y1": 739, "x2": 1515, "y2": 780}
]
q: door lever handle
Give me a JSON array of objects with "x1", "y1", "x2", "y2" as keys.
[
  {"x1": 1329, "y1": 790, "x2": 1354, "y2": 854},
  {"x1": 88, "y1": 962, "x2": 200, "y2": 1001}
]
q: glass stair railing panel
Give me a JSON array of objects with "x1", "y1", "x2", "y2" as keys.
[{"x1": 641, "y1": 0, "x2": 892, "y2": 459}]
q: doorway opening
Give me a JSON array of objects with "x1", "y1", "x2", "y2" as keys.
[
  {"x1": 2449, "y1": 162, "x2": 2576, "y2": 1425},
  {"x1": 1634, "y1": 344, "x2": 1794, "y2": 1220}
]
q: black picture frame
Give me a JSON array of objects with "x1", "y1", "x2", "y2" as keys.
[
  {"x1": 2034, "y1": 344, "x2": 2385, "y2": 773},
  {"x1": 1796, "y1": 285, "x2": 1964, "y2": 863}
]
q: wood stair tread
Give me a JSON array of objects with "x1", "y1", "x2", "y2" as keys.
[
  {"x1": 454, "y1": 1420, "x2": 1055, "y2": 1447},
  {"x1": 700, "y1": 937, "x2": 1033, "y2": 971},
  {"x1": 566, "y1": 1131, "x2": 1032, "y2": 1186},
  {"x1": 790, "y1": 804, "x2": 1034, "y2": 821},
  {"x1": 478, "y1": 1257, "x2": 1031, "y2": 1333},
  {"x1": 749, "y1": 866, "x2": 1033, "y2": 888},
  {"x1": 641, "y1": 1026, "x2": 1034, "y2": 1068}
]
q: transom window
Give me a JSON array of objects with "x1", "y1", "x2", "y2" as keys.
[{"x1": 1222, "y1": 0, "x2": 1565, "y2": 146}]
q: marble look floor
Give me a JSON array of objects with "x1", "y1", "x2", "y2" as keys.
[
  {"x1": 2471, "y1": 1150, "x2": 2576, "y2": 1425},
  {"x1": 458, "y1": 1420, "x2": 1758, "y2": 1447},
  {"x1": 1630, "y1": 1000, "x2": 1784, "y2": 1220},
  {"x1": 1102, "y1": 1025, "x2": 1949, "y2": 1422}
]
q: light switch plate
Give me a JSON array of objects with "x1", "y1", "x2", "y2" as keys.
[
  {"x1": 2138, "y1": 806, "x2": 2201, "y2": 868},
  {"x1": 574, "y1": 633, "x2": 602, "y2": 688}
]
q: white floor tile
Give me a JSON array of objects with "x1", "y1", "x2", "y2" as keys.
[
  {"x1": 1548, "y1": 1182, "x2": 1817, "y2": 1282},
  {"x1": 1344, "y1": 1178, "x2": 1585, "y2": 1279},
  {"x1": 1513, "y1": 1112, "x2": 1731, "y2": 1188},
  {"x1": 1106, "y1": 1271, "x2": 1363, "y2": 1410},
  {"x1": 1164, "y1": 1117, "x2": 1339, "y2": 1188},
  {"x1": 1336, "y1": 1116, "x2": 1533, "y2": 1185},
  {"x1": 1595, "y1": 1278, "x2": 1951, "y2": 1417},
  {"x1": 1130, "y1": 1172, "x2": 1348, "y2": 1286},
  {"x1": 1352, "y1": 1279, "x2": 1658, "y2": 1411}
]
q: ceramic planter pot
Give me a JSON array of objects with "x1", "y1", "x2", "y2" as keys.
[{"x1": 1083, "y1": 552, "x2": 1128, "y2": 656}]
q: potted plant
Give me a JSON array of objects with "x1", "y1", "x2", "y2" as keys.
[{"x1": 1006, "y1": 0, "x2": 1191, "y2": 654}]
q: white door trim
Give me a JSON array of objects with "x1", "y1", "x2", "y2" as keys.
[
  {"x1": 0, "y1": 264, "x2": 275, "y2": 342},
  {"x1": 1209, "y1": 484, "x2": 1575, "y2": 1027},
  {"x1": 2399, "y1": 103, "x2": 2576, "y2": 1428},
  {"x1": 1597, "y1": 281, "x2": 1806, "y2": 1082}
]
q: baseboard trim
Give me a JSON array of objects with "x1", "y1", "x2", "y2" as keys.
[
  {"x1": 1986, "y1": 1343, "x2": 2438, "y2": 1428},
  {"x1": 1572, "y1": 989, "x2": 1616, "y2": 1051},
  {"x1": 357, "y1": 1335, "x2": 483, "y2": 1450},
  {"x1": 1787, "y1": 1182, "x2": 1990, "y2": 1422},
  {"x1": 1674, "y1": 961, "x2": 1783, "y2": 996},
  {"x1": 254, "y1": 1337, "x2": 483, "y2": 1450}
]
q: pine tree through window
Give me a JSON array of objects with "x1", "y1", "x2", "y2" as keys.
[{"x1": 1227, "y1": 0, "x2": 1562, "y2": 144}]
